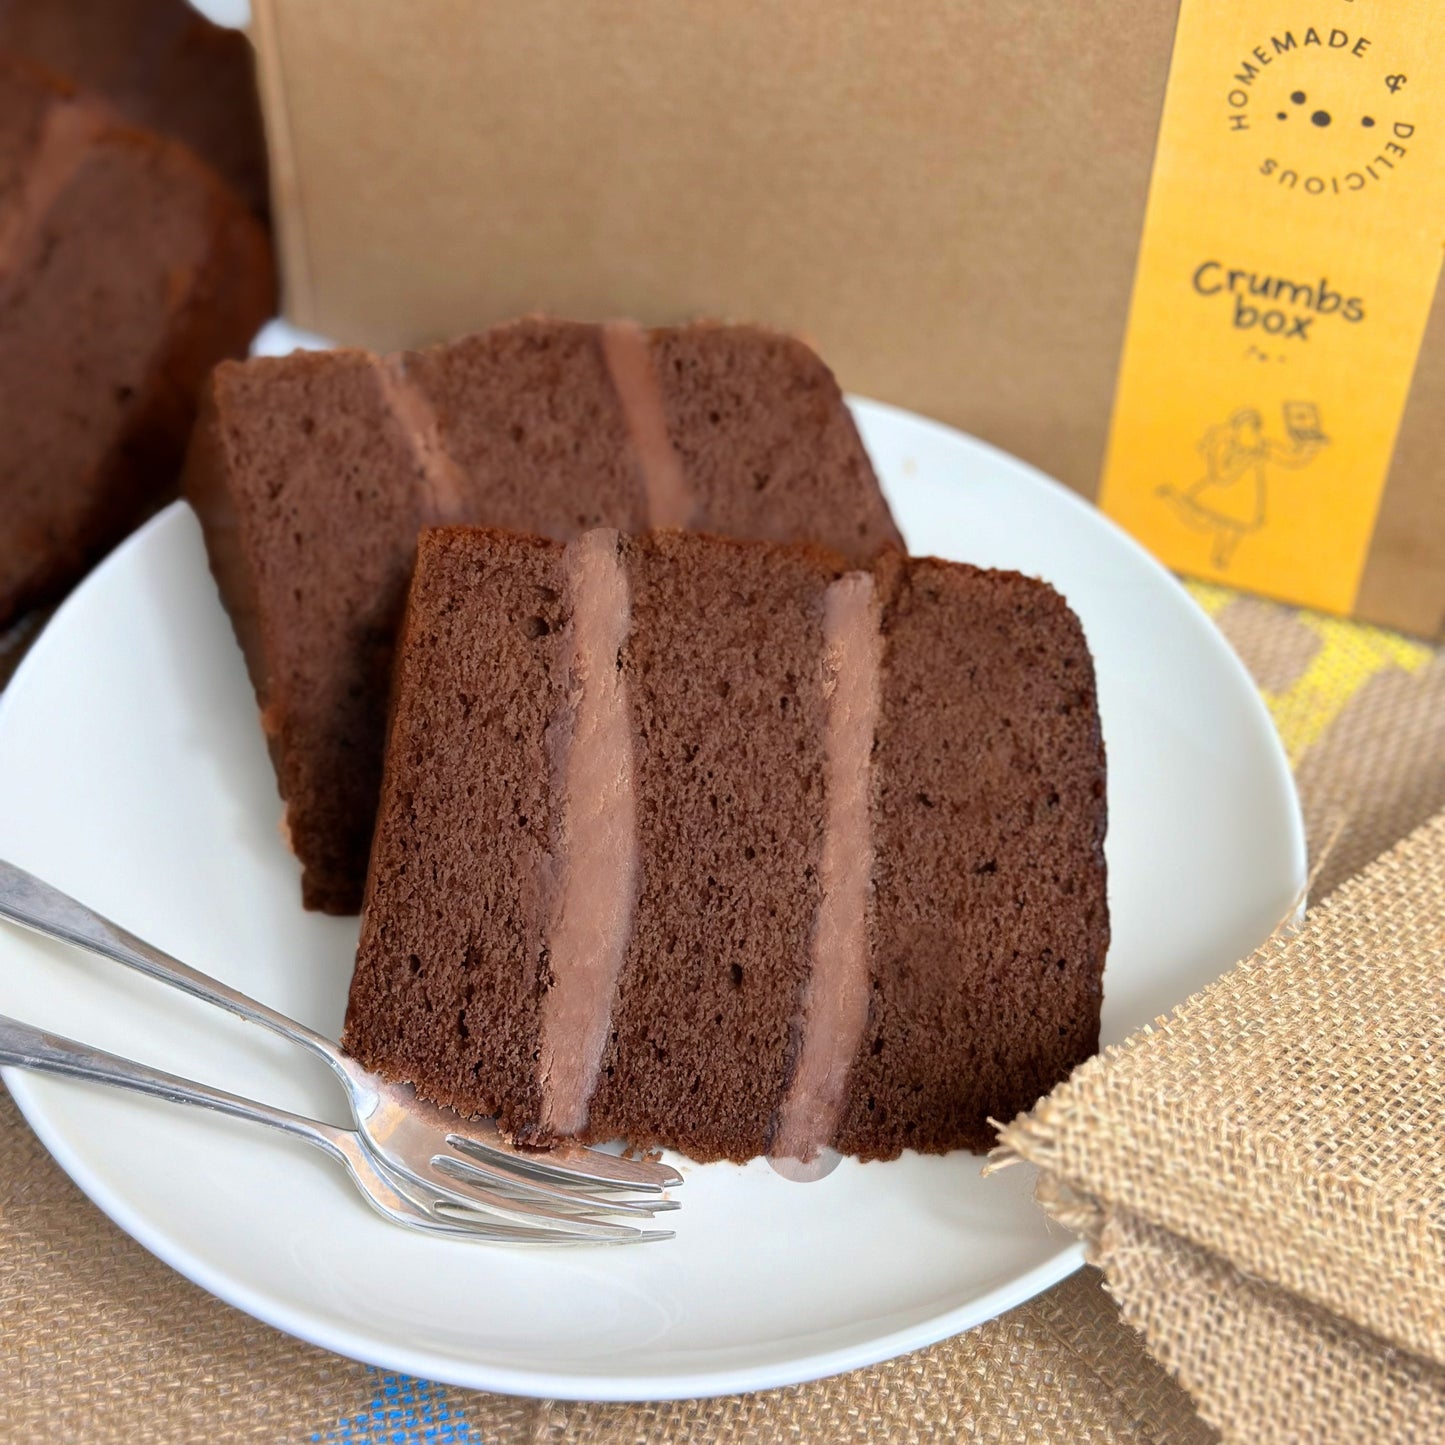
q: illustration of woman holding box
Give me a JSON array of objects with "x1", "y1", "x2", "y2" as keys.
[{"x1": 1157, "y1": 403, "x2": 1326, "y2": 568}]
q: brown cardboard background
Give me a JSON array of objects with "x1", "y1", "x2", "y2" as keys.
[
  {"x1": 251, "y1": 0, "x2": 1443, "y2": 637},
  {"x1": 1361, "y1": 288, "x2": 1445, "y2": 638}
]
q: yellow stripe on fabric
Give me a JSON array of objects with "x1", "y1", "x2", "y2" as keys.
[
  {"x1": 1184, "y1": 579, "x2": 1233, "y2": 619},
  {"x1": 1187, "y1": 580, "x2": 1429, "y2": 763},
  {"x1": 1264, "y1": 613, "x2": 1431, "y2": 762}
]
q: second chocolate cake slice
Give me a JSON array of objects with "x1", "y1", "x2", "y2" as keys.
[
  {"x1": 186, "y1": 318, "x2": 901, "y2": 913},
  {"x1": 0, "y1": 54, "x2": 274, "y2": 628},
  {"x1": 345, "y1": 526, "x2": 1108, "y2": 1162}
]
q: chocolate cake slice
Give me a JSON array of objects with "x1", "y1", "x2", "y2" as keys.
[
  {"x1": 186, "y1": 318, "x2": 902, "y2": 913},
  {"x1": 344, "y1": 526, "x2": 1108, "y2": 1162},
  {"x1": 0, "y1": 0, "x2": 270, "y2": 217},
  {"x1": 0, "y1": 54, "x2": 274, "y2": 628}
]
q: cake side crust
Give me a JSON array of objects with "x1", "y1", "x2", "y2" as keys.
[{"x1": 834, "y1": 555, "x2": 1109, "y2": 1159}]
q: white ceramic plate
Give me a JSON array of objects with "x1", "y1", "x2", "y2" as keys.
[{"x1": 0, "y1": 403, "x2": 1305, "y2": 1400}]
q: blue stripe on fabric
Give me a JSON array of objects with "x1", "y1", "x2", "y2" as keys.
[{"x1": 314, "y1": 1370, "x2": 488, "y2": 1444}]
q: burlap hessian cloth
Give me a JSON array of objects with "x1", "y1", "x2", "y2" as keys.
[{"x1": 2, "y1": 585, "x2": 1442, "y2": 1443}]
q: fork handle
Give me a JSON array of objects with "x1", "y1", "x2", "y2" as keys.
[
  {"x1": 0, "y1": 1013, "x2": 346, "y2": 1161},
  {"x1": 0, "y1": 860, "x2": 342, "y2": 1072}
]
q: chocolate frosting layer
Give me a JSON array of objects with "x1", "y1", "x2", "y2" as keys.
[
  {"x1": 537, "y1": 529, "x2": 641, "y2": 1134},
  {"x1": 0, "y1": 97, "x2": 108, "y2": 275},
  {"x1": 773, "y1": 572, "x2": 883, "y2": 1162},
  {"x1": 373, "y1": 355, "x2": 469, "y2": 524},
  {"x1": 600, "y1": 320, "x2": 695, "y2": 528}
]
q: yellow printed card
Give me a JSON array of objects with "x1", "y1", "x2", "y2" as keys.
[{"x1": 1099, "y1": 1, "x2": 1445, "y2": 616}]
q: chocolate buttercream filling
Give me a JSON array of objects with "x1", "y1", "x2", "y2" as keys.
[
  {"x1": 373, "y1": 356, "x2": 469, "y2": 524},
  {"x1": 537, "y1": 529, "x2": 641, "y2": 1135},
  {"x1": 772, "y1": 572, "x2": 883, "y2": 1162},
  {"x1": 600, "y1": 321, "x2": 696, "y2": 529},
  {"x1": 0, "y1": 98, "x2": 109, "y2": 276}
]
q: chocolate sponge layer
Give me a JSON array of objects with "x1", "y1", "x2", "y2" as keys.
[
  {"x1": 582, "y1": 531, "x2": 839, "y2": 1161},
  {"x1": 650, "y1": 326, "x2": 899, "y2": 559},
  {"x1": 834, "y1": 556, "x2": 1109, "y2": 1159},
  {"x1": 344, "y1": 528, "x2": 568, "y2": 1129},
  {"x1": 183, "y1": 352, "x2": 438, "y2": 913}
]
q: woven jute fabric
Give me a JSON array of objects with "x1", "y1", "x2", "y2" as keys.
[
  {"x1": 997, "y1": 810, "x2": 1445, "y2": 1441},
  {"x1": 1102, "y1": 1211, "x2": 1445, "y2": 1445},
  {"x1": 1, "y1": 586, "x2": 1442, "y2": 1443},
  {"x1": 994, "y1": 591, "x2": 1445, "y2": 1443}
]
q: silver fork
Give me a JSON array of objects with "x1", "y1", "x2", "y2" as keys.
[
  {"x1": 0, "y1": 860, "x2": 680, "y2": 1226},
  {"x1": 0, "y1": 1014, "x2": 667, "y2": 1245}
]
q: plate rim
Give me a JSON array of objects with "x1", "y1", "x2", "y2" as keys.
[{"x1": 0, "y1": 400, "x2": 1306, "y2": 1401}]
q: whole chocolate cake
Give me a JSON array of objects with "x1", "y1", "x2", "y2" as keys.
[
  {"x1": 0, "y1": 0, "x2": 270, "y2": 217},
  {"x1": 0, "y1": 54, "x2": 274, "y2": 629},
  {"x1": 185, "y1": 318, "x2": 903, "y2": 913},
  {"x1": 344, "y1": 526, "x2": 1108, "y2": 1162}
]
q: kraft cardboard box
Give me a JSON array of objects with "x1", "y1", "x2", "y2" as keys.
[{"x1": 250, "y1": 0, "x2": 1445, "y2": 637}]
